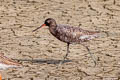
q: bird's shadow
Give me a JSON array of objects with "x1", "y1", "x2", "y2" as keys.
[{"x1": 14, "y1": 58, "x2": 72, "y2": 64}]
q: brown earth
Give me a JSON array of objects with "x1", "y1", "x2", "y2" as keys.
[{"x1": 0, "y1": 0, "x2": 120, "y2": 80}]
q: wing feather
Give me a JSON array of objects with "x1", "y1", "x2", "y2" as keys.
[{"x1": 55, "y1": 24, "x2": 99, "y2": 43}]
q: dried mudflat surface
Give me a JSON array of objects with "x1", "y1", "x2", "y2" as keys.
[{"x1": 0, "y1": 0, "x2": 120, "y2": 80}]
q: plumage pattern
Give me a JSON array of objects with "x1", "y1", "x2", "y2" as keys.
[{"x1": 53, "y1": 24, "x2": 99, "y2": 44}]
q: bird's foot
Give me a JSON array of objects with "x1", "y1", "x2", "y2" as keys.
[
  {"x1": 65, "y1": 56, "x2": 69, "y2": 60},
  {"x1": 93, "y1": 57, "x2": 98, "y2": 67},
  {"x1": 93, "y1": 61, "x2": 97, "y2": 67},
  {"x1": 56, "y1": 59, "x2": 65, "y2": 69}
]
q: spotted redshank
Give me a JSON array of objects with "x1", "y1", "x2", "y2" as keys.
[{"x1": 33, "y1": 18, "x2": 100, "y2": 66}]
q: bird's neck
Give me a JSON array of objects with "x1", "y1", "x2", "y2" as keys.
[{"x1": 49, "y1": 24, "x2": 57, "y2": 36}]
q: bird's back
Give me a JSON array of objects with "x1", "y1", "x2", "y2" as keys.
[{"x1": 54, "y1": 24, "x2": 99, "y2": 44}]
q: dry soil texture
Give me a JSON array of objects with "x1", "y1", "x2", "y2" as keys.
[{"x1": 0, "y1": 0, "x2": 120, "y2": 80}]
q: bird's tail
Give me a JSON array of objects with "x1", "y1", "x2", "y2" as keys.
[{"x1": 95, "y1": 31, "x2": 120, "y2": 38}]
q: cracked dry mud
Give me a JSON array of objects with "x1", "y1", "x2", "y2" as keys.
[{"x1": 0, "y1": 0, "x2": 120, "y2": 80}]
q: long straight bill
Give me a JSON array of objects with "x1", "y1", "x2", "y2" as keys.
[{"x1": 32, "y1": 24, "x2": 46, "y2": 32}]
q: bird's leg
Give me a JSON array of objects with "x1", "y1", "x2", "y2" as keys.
[
  {"x1": 59, "y1": 43, "x2": 70, "y2": 65},
  {"x1": 82, "y1": 44, "x2": 97, "y2": 66},
  {"x1": 63, "y1": 43, "x2": 70, "y2": 60}
]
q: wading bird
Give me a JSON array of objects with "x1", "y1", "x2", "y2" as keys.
[
  {"x1": 0, "y1": 53, "x2": 22, "y2": 80},
  {"x1": 0, "y1": 53, "x2": 22, "y2": 69},
  {"x1": 33, "y1": 18, "x2": 99, "y2": 66}
]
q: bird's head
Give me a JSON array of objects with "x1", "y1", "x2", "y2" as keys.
[{"x1": 33, "y1": 18, "x2": 56, "y2": 32}]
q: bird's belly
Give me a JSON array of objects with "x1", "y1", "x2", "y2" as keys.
[
  {"x1": 55, "y1": 36, "x2": 69, "y2": 43},
  {"x1": 54, "y1": 34, "x2": 81, "y2": 43},
  {"x1": 55, "y1": 35, "x2": 94, "y2": 44}
]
